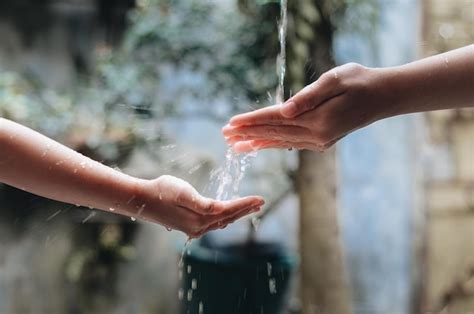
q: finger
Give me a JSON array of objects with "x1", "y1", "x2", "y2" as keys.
[
  {"x1": 226, "y1": 135, "x2": 244, "y2": 145},
  {"x1": 193, "y1": 195, "x2": 264, "y2": 216},
  {"x1": 281, "y1": 69, "x2": 344, "y2": 118},
  {"x1": 231, "y1": 139, "x2": 285, "y2": 153},
  {"x1": 192, "y1": 205, "x2": 259, "y2": 237},
  {"x1": 223, "y1": 124, "x2": 313, "y2": 142},
  {"x1": 206, "y1": 204, "x2": 261, "y2": 230},
  {"x1": 186, "y1": 200, "x2": 263, "y2": 237},
  {"x1": 227, "y1": 105, "x2": 290, "y2": 127},
  {"x1": 233, "y1": 139, "x2": 322, "y2": 153}
]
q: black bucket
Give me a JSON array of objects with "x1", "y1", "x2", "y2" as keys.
[{"x1": 179, "y1": 237, "x2": 297, "y2": 314}]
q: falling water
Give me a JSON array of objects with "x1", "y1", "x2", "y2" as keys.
[
  {"x1": 213, "y1": 149, "x2": 257, "y2": 201},
  {"x1": 275, "y1": 0, "x2": 288, "y2": 105},
  {"x1": 213, "y1": 0, "x2": 288, "y2": 202}
]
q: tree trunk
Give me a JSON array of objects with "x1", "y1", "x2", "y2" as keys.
[
  {"x1": 287, "y1": 1, "x2": 352, "y2": 313},
  {"x1": 298, "y1": 150, "x2": 351, "y2": 314}
]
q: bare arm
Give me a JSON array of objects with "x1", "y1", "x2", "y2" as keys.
[
  {"x1": 0, "y1": 117, "x2": 139, "y2": 210},
  {"x1": 0, "y1": 118, "x2": 263, "y2": 236},
  {"x1": 223, "y1": 45, "x2": 474, "y2": 152},
  {"x1": 383, "y1": 44, "x2": 474, "y2": 116}
]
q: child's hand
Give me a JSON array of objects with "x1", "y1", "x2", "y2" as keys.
[
  {"x1": 130, "y1": 175, "x2": 264, "y2": 237},
  {"x1": 223, "y1": 63, "x2": 389, "y2": 152}
]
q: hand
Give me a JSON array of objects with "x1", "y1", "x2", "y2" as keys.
[
  {"x1": 223, "y1": 63, "x2": 391, "y2": 152},
  {"x1": 128, "y1": 175, "x2": 264, "y2": 237}
]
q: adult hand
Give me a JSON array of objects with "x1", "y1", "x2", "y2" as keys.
[
  {"x1": 131, "y1": 175, "x2": 264, "y2": 238},
  {"x1": 223, "y1": 63, "x2": 391, "y2": 152}
]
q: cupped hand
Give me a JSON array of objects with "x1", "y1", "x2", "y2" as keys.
[
  {"x1": 129, "y1": 175, "x2": 264, "y2": 238},
  {"x1": 223, "y1": 63, "x2": 391, "y2": 152}
]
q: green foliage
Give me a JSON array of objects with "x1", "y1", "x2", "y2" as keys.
[
  {"x1": 97, "y1": 0, "x2": 281, "y2": 116},
  {"x1": 0, "y1": 0, "x2": 283, "y2": 161}
]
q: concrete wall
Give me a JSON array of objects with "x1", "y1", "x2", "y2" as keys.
[
  {"x1": 335, "y1": 0, "x2": 422, "y2": 313},
  {"x1": 422, "y1": 0, "x2": 474, "y2": 311}
]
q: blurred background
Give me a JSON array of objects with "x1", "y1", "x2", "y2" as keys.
[{"x1": 0, "y1": 0, "x2": 472, "y2": 313}]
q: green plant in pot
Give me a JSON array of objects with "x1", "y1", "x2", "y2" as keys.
[{"x1": 180, "y1": 186, "x2": 297, "y2": 314}]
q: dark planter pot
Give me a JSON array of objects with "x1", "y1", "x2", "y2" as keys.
[{"x1": 179, "y1": 237, "x2": 297, "y2": 314}]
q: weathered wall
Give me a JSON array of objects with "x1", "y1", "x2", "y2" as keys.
[
  {"x1": 422, "y1": 0, "x2": 474, "y2": 311},
  {"x1": 0, "y1": 0, "x2": 132, "y2": 89},
  {"x1": 335, "y1": 0, "x2": 421, "y2": 313}
]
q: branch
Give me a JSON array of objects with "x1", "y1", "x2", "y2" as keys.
[{"x1": 246, "y1": 184, "x2": 294, "y2": 243}]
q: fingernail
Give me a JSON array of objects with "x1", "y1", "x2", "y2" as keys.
[
  {"x1": 222, "y1": 125, "x2": 236, "y2": 136},
  {"x1": 281, "y1": 101, "x2": 297, "y2": 117}
]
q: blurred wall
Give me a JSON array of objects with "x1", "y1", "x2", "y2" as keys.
[
  {"x1": 335, "y1": 0, "x2": 421, "y2": 313},
  {"x1": 421, "y1": 0, "x2": 474, "y2": 311},
  {"x1": 0, "y1": 0, "x2": 133, "y2": 89}
]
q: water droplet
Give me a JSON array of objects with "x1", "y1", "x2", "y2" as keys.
[
  {"x1": 130, "y1": 217, "x2": 136, "y2": 222},
  {"x1": 159, "y1": 193, "x2": 163, "y2": 200},
  {"x1": 137, "y1": 204, "x2": 146, "y2": 216},
  {"x1": 267, "y1": 262, "x2": 272, "y2": 276},
  {"x1": 166, "y1": 227, "x2": 172, "y2": 232},
  {"x1": 188, "y1": 161, "x2": 205, "y2": 174},
  {"x1": 55, "y1": 160, "x2": 64, "y2": 166},
  {"x1": 161, "y1": 144, "x2": 177, "y2": 150},
  {"x1": 178, "y1": 239, "x2": 192, "y2": 269},
  {"x1": 439, "y1": 23, "x2": 455, "y2": 39},
  {"x1": 109, "y1": 207, "x2": 115, "y2": 212},
  {"x1": 187, "y1": 265, "x2": 192, "y2": 274},
  {"x1": 41, "y1": 144, "x2": 52, "y2": 158},
  {"x1": 46, "y1": 210, "x2": 62, "y2": 221},
  {"x1": 178, "y1": 288, "x2": 184, "y2": 300},
  {"x1": 269, "y1": 278, "x2": 277, "y2": 294},
  {"x1": 191, "y1": 279, "x2": 197, "y2": 290},
  {"x1": 251, "y1": 217, "x2": 260, "y2": 230},
  {"x1": 198, "y1": 302, "x2": 204, "y2": 314},
  {"x1": 80, "y1": 161, "x2": 86, "y2": 169},
  {"x1": 187, "y1": 289, "x2": 193, "y2": 301},
  {"x1": 126, "y1": 195, "x2": 136, "y2": 205},
  {"x1": 82, "y1": 211, "x2": 96, "y2": 223},
  {"x1": 73, "y1": 168, "x2": 78, "y2": 174},
  {"x1": 267, "y1": 91, "x2": 273, "y2": 102}
]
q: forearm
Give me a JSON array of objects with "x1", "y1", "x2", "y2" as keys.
[
  {"x1": 382, "y1": 45, "x2": 474, "y2": 117},
  {"x1": 0, "y1": 118, "x2": 142, "y2": 213}
]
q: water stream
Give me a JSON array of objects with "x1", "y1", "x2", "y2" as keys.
[
  {"x1": 213, "y1": 0, "x2": 288, "y2": 203},
  {"x1": 179, "y1": 0, "x2": 288, "y2": 309}
]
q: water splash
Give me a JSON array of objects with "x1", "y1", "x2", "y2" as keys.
[
  {"x1": 212, "y1": 0, "x2": 287, "y2": 202},
  {"x1": 81, "y1": 211, "x2": 96, "y2": 223},
  {"x1": 213, "y1": 149, "x2": 257, "y2": 201},
  {"x1": 276, "y1": 0, "x2": 288, "y2": 105}
]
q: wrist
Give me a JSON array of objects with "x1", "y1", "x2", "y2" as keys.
[
  {"x1": 371, "y1": 67, "x2": 406, "y2": 120},
  {"x1": 122, "y1": 177, "x2": 149, "y2": 214}
]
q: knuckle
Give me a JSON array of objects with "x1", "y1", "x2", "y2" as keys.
[{"x1": 343, "y1": 62, "x2": 366, "y2": 74}]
